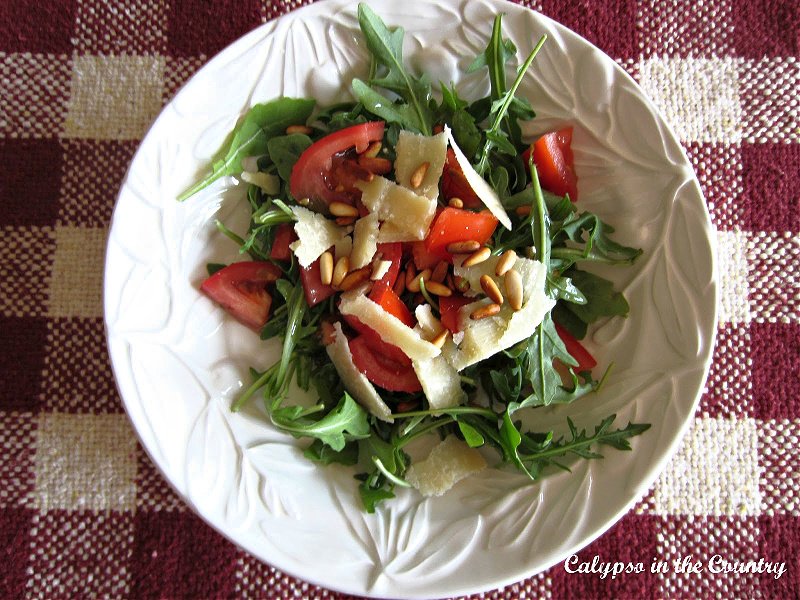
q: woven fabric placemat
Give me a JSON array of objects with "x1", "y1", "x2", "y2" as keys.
[{"x1": 1, "y1": 0, "x2": 798, "y2": 598}]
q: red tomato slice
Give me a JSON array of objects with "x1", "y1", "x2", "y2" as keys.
[
  {"x1": 554, "y1": 321, "x2": 597, "y2": 371},
  {"x1": 424, "y1": 207, "x2": 499, "y2": 260},
  {"x1": 522, "y1": 127, "x2": 578, "y2": 201},
  {"x1": 269, "y1": 223, "x2": 296, "y2": 261},
  {"x1": 440, "y1": 148, "x2": 482, "y2": 208},
  {"x1": 438, "y1": 294, "x2": 473, "y2": 333},
  {"x1": 349, "y1": 335, "x2": 422, "y2": 393},
  {"x1": 299, "y1": 257, "x2": 335, "y2": 307},
  {"x1": 200, "y1": 261, "x2": 282, "y2": 330},
  {"x1": 411, "y1": 240, "x2": 442, "y2": 271},
  {"x1": 289, "y1": 122, "x2": 385, "y2": 209},
  {"x1": 369, "y1": 283, "x2": 414, "y2": 327}
]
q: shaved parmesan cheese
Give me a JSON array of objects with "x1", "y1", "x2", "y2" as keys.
[
  {"x1": 414, "y1": 304, "x2": 443, "y2": 338},
  {"x1": 370, "y1": 259, "x2": 392, "y2": 281},
  {"x1": 412, "y1": 304, "x2": 464, "y2": 409},
  {"x1": 405, "y1": 436, "x2": 486, "y2": 497},
  {"x1": 357, "y1": 177, "x2": 436, "y2": 241},
  {"x1": 334, "y1": 235, "x2": 352, "y2": 261},
  {"x1": 350, "y1": 213, "x2": 380, "y2": 269},
  {"x1": 446, "y1": 258, "x2": 554, "y2": 371},
  {"x1": 289, "y1": 206, "x2": 347, "y2": 268},
  {"x1": 339, "y1": 291, "x2": 440, "y2": 362},
  {"x1": 241, "y1": 171, "x2": 280, "y2": 194},
  {"x1": 444, "y1": 126, "x2": 512, "y2": 230},
  {"x1": 326, "y1": 323, "x2": 393, "y2": 422},
  {"x1": 394, "y1": 130, "x2": 448, "y2": 199}
]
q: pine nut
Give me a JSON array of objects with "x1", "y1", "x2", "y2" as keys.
[
  {"x1": 410, "y1": 161, "x2": 430, "y2": 188},
  {"x1": 480, "y1": 274, "x2": 503, "y2": 305},
  {"x1": 286, "y1": 124, "x2": 313, "y2": 135},
  {"x1": 407, "y1": 268, "x2": 431, "y2": 293},
  {"x1": 393, "y1": 272, "x2": 406, "y2": 295},
  {"x1": 361, "y1": 141, "x2": 382, "y2": 158},
  {"x1": 329, "y1": 201, "x2": 359, "y2": 218},
  {"x1": 405, "y1": 263, "x2": 417, "y2": 288},
  {"x1": 297, "y1": 197, "x2": 310, "y2": 206},
  {"x1": 425, "y1": 280, "x2": 453, "y2": 297},
  {"x1": 446, "y1": 240, "x2": 481, "y2": 254},
  {"x1": 319, "y1": 251, "x2": 334, "y2": 286},
  {"x1": 505, "y1": 268, "x2": 523, "y2": 311},
  {"x1": 470, "y1": 302, "x2": 502, "y2": 321},
  {"x1": 495, "y1": 250, "x2": 517, "y2": 276},
  {"x1": 448, "y1": 197, "x2": 464, "y2": 209},
  {"x1": 430, "y1": 329, "x2": 449, "y2": 349},
  {"x1": 462, "y1": 246, "x2": 491, "y2": 267},
  {"x1": 515, "y1": 205, "x2": 532, "y2": 216},
  {"x1": 332, "y1": 256, "x2": 350, "y2": 287},
  {"x1": 431, "y1": 260, "x2": 449, "y2": 283},
  {"x1": 338, "y1": 266, "x2": 372, "y2": 291}
]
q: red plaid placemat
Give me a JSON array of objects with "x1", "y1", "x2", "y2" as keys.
[{"x1": 1, "y1": 0, "x2": 797, "y2": 598}]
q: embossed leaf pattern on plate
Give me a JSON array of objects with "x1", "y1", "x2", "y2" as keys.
[{"x1": 104, "y1": 0, "x2": 716, "y2": 597}]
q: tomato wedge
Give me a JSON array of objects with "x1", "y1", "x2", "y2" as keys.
[
  {"x1": 299, "y1": 257, "x2": 335, "y2": 308},
  {"x1": 522, "y1": 127, "x2": 578, "y2": 201},
  {"x1": 439, "y1": 294, "x2": 472, "y2": 333},
  {"x1": 200, "y1": 261, "x2": 282, "y2": 330},
  {"x1": 349, "y1": 335, "x2": 422, "y2": 393},
  {"x1": 369, "y1": 283, "x2": 414, "y2": 327},
  {"x1": 289, "y1": 121, "x2": 385, "y2": 209},
  {"x1": 269, "y1": 223, "x2": 296, "y2": 261},
  {"x1": 554, "y1": 321, "x2": 597, "y2": 371},
  {"x1": 440, "y1": 148, "x2": 482, "y2": 208},
  {"x1": 424, "y1": 207, "x2": 499, "y2": 261}
]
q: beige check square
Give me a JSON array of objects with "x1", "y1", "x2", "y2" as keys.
[
  {"x1": 63, "y1": 55, "x2": 165, "y2": 140},
  {"x1": 717, "y1": 231, "x2": 752, "y2": 325},
  {"x1": 639, "y1": 57, "x2": 743, "y2": 144},
  {"x1": 48, "y1": 226, "x2": 106, "y2": 318},
  {"x1": 653, "y1": 417, "x2": 761, "y2": 516},
  {"x1": 33, "y1": 413, "x2": 137, "y2": 511}
]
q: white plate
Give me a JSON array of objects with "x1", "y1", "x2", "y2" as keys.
[{"x1": 104, "y1": 0, "x2": 717, "y2": 597}]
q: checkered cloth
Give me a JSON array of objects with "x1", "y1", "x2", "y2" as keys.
[{"x1": 1, "y1": 0, "x2": 798, "y2": 598}]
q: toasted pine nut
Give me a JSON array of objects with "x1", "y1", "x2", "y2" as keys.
[
  {"x1": 338, "y1": 266, "x2": 372, "y2": 291},
  {"x1": 448, "y1": 197, "x2": 464, "y2": 209},
  {"x1": 495, "y1": 250, "x2": 517, "y2": 276},
  {"x1": 286, "y1": 124, "x2": 313, "y2": 135},
  {"x1": 446, "y1": 240, "x2": 481, "y2": 254},
  {"x1": 431, "y1": 260, "x2": 449, "y2": 283},
  {"x1": 405, "y1": 262, "x2": 417, "y2": 288},
  {"x1": 329, "y1": 201, "x2": 359, "y2": 218},
  {"x1": 407, "y1": 268, "x2": 431, "y2": 293},
  {"x1": 453, "y1": 275, "x2": 470, "y2": 293},
  {"x1": 335, "y1": 216, "x2": 355, "y2": 226},
  {"x1": 505, "y1": 269, "x2": 523, "y2": 311},
  {"x1": 480, "y1": 274, "x2": 503, "y2": 305},
  {"x1": 410, "y1": 161, "x2": 430, "y2": 188},
  {"x1": 361, "y1": 141, "x2": 382, "y2": 158},
  {"x1": 332, "y1": 256, "x2": 350, "y2": 287},
  {"x1": 430, "y1": 329, "x2": 449, "y2": 348},
  {"x1": 470, "y1": 302, "x2": 502, "y2": 321},
  {"x1": 462, "y1": 246, "x2": 491, "y2": 267},
  {"x1": 393, "y1": 272, "x2": 406, "y2": 295},
  {"x1": 297, "y1": 197, "x2": 310, "y2": 206},
  {"x1": 425, "y1": 280, "x2": 453, "y2": 297},
  {"x1": 515, "y1": 205, "x2": 532, "y2": 216},
  {"x1": 319, "y1": 251, "x2": 334, "y2": 286}
]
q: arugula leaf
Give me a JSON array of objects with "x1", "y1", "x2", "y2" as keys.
[
  {"x1": 352, "y1": 4, "x2": 433, "y2": 134},
  {"x1": 178, "y1": 97, "x2": 315, "y2": 200},
  {"x1": 551, "y1": 212, "x2": 643, "y2": 269},
  {"x1": 271, "y1": 393, "x2": 371, "y2": 452},
  {"x1": 558, "y1": 268, "x2": 631, "y2": 328},
  {"x1": 517, "y1": 416, "x2": 651, "y2": 475},
  {"x1": 304, "y1": 438, "x2": 359, "y2": 466},
  {"x1": 267, "y1": 134, "x2": 312, "y2": 182},
  {"x1": 358, "y1": 482, "x2": 395, "y2": 513}
]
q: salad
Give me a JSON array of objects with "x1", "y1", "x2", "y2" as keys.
[{"x1": 180, "y1": 4, "x2": 649, "y2": 511}]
